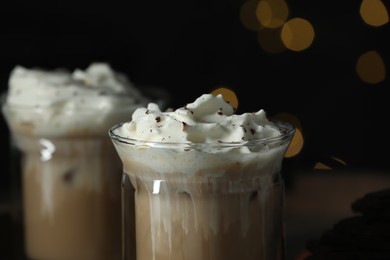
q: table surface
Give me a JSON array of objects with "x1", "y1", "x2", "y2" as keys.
[
  {"x1": 285, "y1": 168, "x2": 390, "y2": 259},
  {"x1": 1, "y1": 168, "x2": 389, "y2": 260}
]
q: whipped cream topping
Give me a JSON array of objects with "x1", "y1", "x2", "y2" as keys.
[
  {"x1": 115, "y1": 93, "x2": 282, "y2": 146},
  {"x1": 111, "y1": 93, "x2": 294, "y2": 174},
  {"x1": 3, "y1": 62, "x2": 151, "y2": 136},
  {"x1": 6, "y1": 62, "x2": 146, "y2": 109}
]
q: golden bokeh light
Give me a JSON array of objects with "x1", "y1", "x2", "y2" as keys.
[
  {"x1": 284, "y1": 127, "x2": 304, "y2": 158},
  {"x1": 257, "y1": 27, "x2": 287, "y2": 53},
  {"x1": 240, "y1": 0, "x2": 262, "y2": 31},
  {"x1": 314, "y1": 162, "x2": 332, "y2": 170},
  {"x1": 210, "y1": 87, "x2": 239, "y2": 110},
  {"x1": 356, "y1": 50, "x2": 386, "y2": 84},
  {"x1": 273, "y1": 113, "x2": 304, "y2": 158},
  {"x1": 281, "y1": 18, "x2": 315, "y2": 51},
  {"x1": 256, "y1": 0, "x2": 289, "y2": 29},
  {"x1": 313, "y1": 156, "x2": 347, "y2": 170},
  {"x1": 360, "y1": 0, "x2": 389, "y2": 27},
  {"x1": 330, "y1": 156, "x2": 347, "y2": 166}
]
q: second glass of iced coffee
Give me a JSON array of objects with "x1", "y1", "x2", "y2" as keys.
[
  {"x1": 110, "y1": 93, "x2": 295, "y2": 260},
  {"x1": 2, "y1": 63, "x2": 164, "y2": 260}
]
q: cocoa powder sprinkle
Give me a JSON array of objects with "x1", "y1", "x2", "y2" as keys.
[{"x1": 182, "y1": 122, "x2": 188, "y2": 131}]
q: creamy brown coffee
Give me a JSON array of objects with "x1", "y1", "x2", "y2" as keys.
[
  {"x1": 21, "y1": 135, "x2": 122, "y2": 260},
  {"x1": 110, "y1": 94, "x2": 295, "y2": 260}
]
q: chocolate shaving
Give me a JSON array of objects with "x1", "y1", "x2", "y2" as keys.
[
  {"x1": 155, "y1": 116, "x2": 161, "y2": 123},
  {"x1": 182, "y1": 122, "x2": 188, "y2": 131},
  {"x1": 250, "y1": 129, "x2": 255, "y2": 135}
]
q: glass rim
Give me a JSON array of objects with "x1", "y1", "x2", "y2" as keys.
[{"x1": 108, "y1": 119, "x2": 296, "y2": 149}]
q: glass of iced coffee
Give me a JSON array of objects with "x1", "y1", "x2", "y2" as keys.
[
  {"x1": 109, "y1": 93, "x2": 295, "y2": 260},
  {"x1": 1, "y1": 63, "x2": 162, "y2": 260}
]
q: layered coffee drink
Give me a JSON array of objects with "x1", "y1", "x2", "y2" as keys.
[
  {"x1": 110, "y1": 94, "x2": 295, "y2": 260},
  {"x1": 2, "y1": 63, "x2": 153, "y2": 260}
]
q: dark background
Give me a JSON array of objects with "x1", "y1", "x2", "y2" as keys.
[
  {"x1": 1, "y1": 1, "x2": 390, "y2": 259},
  {"x1": 1, "y1": 0, "x2": 389, "y2": 188}
]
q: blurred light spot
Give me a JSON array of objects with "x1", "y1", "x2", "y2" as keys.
[
  {"x1": 210, "y1": 87, "x2": 239, "y2": 110},
  {"x1": 273, "y1": 113, "x2": 304, "y2": 158},
  {"x1": 256, "y1": 0, "x2": 289, "y2": 29},
  {"x1": 314, "y1": 156, "x2": 347, "y2": 170},
  {"x1": 240, "y1": 0, "x2": 262, "y2": 31},
  {"x1": 284, "y1": 127, "x2": 303, "y2": 158},
  {"x1": 356, "y1": 50, "x2": 386, "y2": 84},
  {"x1": 257, "y1": 27, "x2": 287, "y2": 53},
  {"x1": 330, "y1": 156, "x2": 347, "y2": 166},
  {"x1": 314, "y1": 162, "x2": 332, "y2": 170},
  {"x1": 281, "y1": 18, "x2": 315, "y2": 51},
  {"x1": 360, "y1": 0, "x2": 389, "y2": 27}
]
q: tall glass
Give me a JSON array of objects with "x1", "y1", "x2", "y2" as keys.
[
  {"x1": 1, "y1": 102, "x2": 137, "y2": 260},
  {"x1": 109, "y1": 120, "x2": 295, "y2": 260}
]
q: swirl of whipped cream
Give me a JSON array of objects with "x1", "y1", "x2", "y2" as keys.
[
  {"x1": 111, "y1": 93, "x2": 294, "y2": 175},
  {"x1": 3, "y1": 62, "x2": 151, "y2": 137},
  {"x1": 116, "y1": 93, "x2": 282, "y2": 144},
  {"x1": 6, "y1": 62, "x2": 146, "y2": 109}
]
